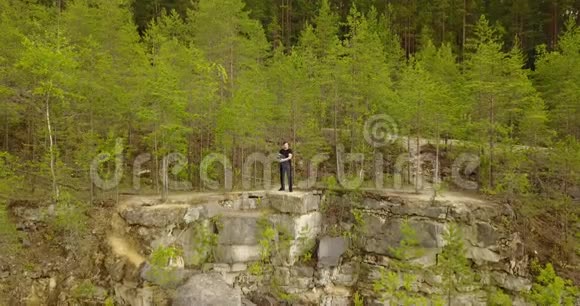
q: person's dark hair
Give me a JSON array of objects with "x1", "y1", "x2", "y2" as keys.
[{"x1": 282, "y1": 141, "x2": 288, "y2": 145}]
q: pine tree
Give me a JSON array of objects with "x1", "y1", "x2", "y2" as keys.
[
  {"x1": 189, "y1": 0, "x2": 269, "y2": 95},
  {"x1": 465, "y1": 16, "x2": 550, "y2": 190},
  {"x1": 437, "y1": 223, "x2": 475, "y2": 305},
  {"x1": 529, "y1": 262, "x2": 579, "y2": 305},
  {"x1": 343, "y1": 5, "x2": 394, "y2": 153},
  {"x1": 534, "y1": 17, "x2": 580, "y2": 141},
  {"x1": 373, "y1": 219, "x2": 427, "y2": 305},
  {"x1": 17, "y1": 16, "x2": 78, "y2": 201}
]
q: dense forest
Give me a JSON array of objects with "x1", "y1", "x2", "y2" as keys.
[{"x1": 0, "y1": 0, "x2": 579, "y2": 300}]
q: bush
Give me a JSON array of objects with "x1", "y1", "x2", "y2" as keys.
[{"x1": 528, "y1": 262, "x2": 578, "y2": 305}]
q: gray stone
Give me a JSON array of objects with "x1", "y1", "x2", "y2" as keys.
[
  {"x1": 250, "y1": 295, "x2": 277, "y2": 306},
  {"x1": 215, "y1": 245, "x2": 261, "y2": 263},
  {"x1": 331, "y1": 261, "x2": 359, "y2": 286},
  {"x1": 274, "y1": 238, "x2": 317, "y2": 266},
  {"x1": 291, "y1": 266, "x2": 315, "y2": 278},
  {"x1": 183, "y1": 206, "x2": 203, "y2": 224},
  {"x1": 491, "y1": 271, "x2": 532, "y2": 292},
  {"x1": 293, "y1": 277, "x2": 313, "y2": 289},
  {"x1": 218, "y1": 216, "x2": 260, "y2": 245},
  {"x1": 200, "y1": 202, "x2": 223, "y2": 219},
  {"x1": 273, "y1": 266, "x2": 291, "y2": 285},
  {"x1": 318, "y1": 236, "x2": 348, "y2": 267},
  {"x1": 12, "y1": 206, "x2": 44, "y2": 222},
  {"x1": 140, "y1": 262, "x2": 193, "y2": 289},
  {"x1": 219, "y1": 198, "x2": 242, "y2": 209},
  {"x1": 467, "y1": 247, "x2": 502, "y2": 265},
  {"x1": 269, "y1": 212, "x2": 322, "y2": 239},
  {"x1": 120, "y1": 205, "x2": 188, "y2": 227},
  {"x1": 231, "y1": 263, "x2": 248, "y2": 272},
  {"x1": 222, "y1": 272, "x2": 240, "y2": 286},
  {"x1": 387, "y1": 199, "x2": 448, "y2": 220},
  {"x1": 321, "y1": 286, "x2": 352, "y2": 306},
  {"x1": 211, "y1": 263, "x2": 231, "y2": 273},
  {"x1": 173, "y1": 273, "x2": 242, "y2": 306},
  {"x1": 409, "y1": 248, "x2": 438, "y2": 268},
  {"x1": 476, "y1": 222, "x2": 498, "y2": 247},
  {"x1": 450, "y1": 291, "x2": 487, "y2": 306},
  {"x1": 268, "y1": 192, "x2": 320, "y2": 214},
  {"x1": 114, "y1": 283, "x2": 155, "y2": 306},
  {"x1": 363, "y1": 217, "x2": 445, "y2": 255},
  {"x1": 179, "y1": 220, "x2": 214, "y2": 267}
]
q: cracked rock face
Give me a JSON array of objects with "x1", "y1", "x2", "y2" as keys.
[
  {"x1": 112, "y1": 190, "x2": 531, "y2": 306},
  {"x1": 173, "y1": 273, "x2": 242, "y2": 306}
]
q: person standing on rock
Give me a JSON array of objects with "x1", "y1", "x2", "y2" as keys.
[{"x1": 278, "y1": 141, "x2": 293, "y2": 192}]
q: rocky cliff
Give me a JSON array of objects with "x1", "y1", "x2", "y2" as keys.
[{"x1": 105, "y1": 189, "x2": 533, "y2": 306}]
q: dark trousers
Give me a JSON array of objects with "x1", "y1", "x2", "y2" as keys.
[{"x1": 280, "y1": 162, "x2": 293, "y2": 191}]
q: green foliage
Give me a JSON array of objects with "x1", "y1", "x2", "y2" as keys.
[
  {"x1": 150, "y1": 245, "x2": 182, "y2": 267},
  {"x1": 389, "y1": 219, "x2": 423, "y2": 262},
  {"x1": 270, "y1": 273, "x2": 297, "y2": 303},
  {"x1": 343, "y1": 208, "x2": 366, "y2": 253},
  {"x1": 0, "y1": 152, "x2": 22, "y2": 197},
  {"x1": 104, "y1": 296, "x2": 115, "y2": 306},
  {"x1": 0, "y1": 153, "x2": 22, "y2": 254},
  {"x1": 248, "y1": 261, "x2": 264, "y2": 276},
  {"x1": 323, "y1": 175, "x2": 340, "y2": 191},
  {"x1": 0, "y1": 201, "x2": 21, "y2": 255},
  {"x1": 189, "y1": 220, "x2": 219, "y2": 266},
  {"x1": 534, "y1": 18, "x2": 580, "y2": 140},
  {"x1": 0, "y1": 1, "x2": 579, "y2": 295},
  {"x1": 146, "y1": 245, "x2": 183, "y2": 287},
  {"x1": 528, "y1": 262, "x2": 579, "y2": 305},
  {"x1": 353, "y1": 291, "x2": 364, "y2": 306},
  {"x1": 373, "y1": 219, "x2": 426, "y2": 304},
  {"x1": 437, "y1": 223, "x2": 475, "y2": 304},
  {"x1": 51, "y1": 192, "x2": 89, "y2": 236},
  {"x1": 72, "y1": 280, "x2": 97, "y2": 299},
  {"x1": 487, "y1": 288, "x2": 512, "y2": 306},
  {"x1": 297, "y1": 225, "x2": 316, "y2": 263},
  {"x1": 257, "y1": 215, "x2": 277, "y2": 263}
]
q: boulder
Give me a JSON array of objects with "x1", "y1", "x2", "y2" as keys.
[
  {"x1": 218, "y1": 216, "x2": 260, "y2": 245},
  {"x1": 215, "y1": 245, "x2": 261, "y2": 263},
  {"x1": 331, "y1": 261, "x2": 359, "y2": 286},
  {"x1": 269, "y1": 212, "x2": 322, "y2": 239},
  {"x1": 120, "y1": 205, "x2": 188, "y2": 227},
  {"x1": 173, "y1": 273, "x2": 242, "y2": 306},
  {"x1": 409, "y1": 248, "x2": 438, "y2": 268},
  {"x1": 268, "y1": 192, "x2": 320, "y2": 214},
  {"x1": 363, "y1": 216, "x2": 445, "y2": 255},
  {"x1": 179, "y1": 220, "x2": 215, "y2": 267},
  {"x1": 140, "y1": 262, "x2": 193, "y2": 289},
  {"x1": 183, "y1": 206, "x2": 204, "y2": 224},
  {"x1": 476, "y1": 222, "x2": 498, "y2": 247},
  {"x1": 467, "y1": 247, "x2": 502, "y2": 265},
  {"x1": 318, "y1": 236, "x2": 348, "y2": 267},
  {"x1": 491, "y1": 272, "x2": 532, "y2": 292}
]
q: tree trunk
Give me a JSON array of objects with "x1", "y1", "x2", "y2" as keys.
[
  {"x1": 154, "y1": 132, "x2": 159, "y2": 195},
  {"x1": 462, "y1": 0, "x2": 467, "y2": 61},
  {"x1": 3, "y1": 107, "x2": 7, "y2": 151},
  {"x1": 292, "y1": 97, "x2": 296, "y2": 185},
  {"x1": 415, "y1": 99, "x2": 422, "y2": 194},
  {"x1": 45, "y1": 90, "x2": 59, "y2": 202},
  {"x1": 489, "y1": 95, "x2": 495, "y2": 189},
  {"x1": 407, "y1": 135, "x2": 411, "y2": 185},
  {"x1": 434, "y1": 121, "x2": 441, "y2": 199},
  {"x1": 415, "y1": 133, "x2": 421, "y2": 193},
  {"x1": 334, "y1": 78, "x2": 339, "y2": 177}
]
